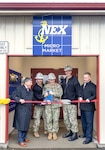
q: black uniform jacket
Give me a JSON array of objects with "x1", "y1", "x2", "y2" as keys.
[
  {"x1": 80, "y1": 81, "x2": 96, "y2": 111},
  {"x1": 62, "y1": 76, "x2": 80, "y2": 104},
  {"x1": 12, "y1": 85, "x2": 33, "y2": 131},
  {"x1": 33, "y1": 83, "x2": 44, "y2": 101}
]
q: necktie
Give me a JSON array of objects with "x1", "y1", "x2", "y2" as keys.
[
  {"x1": 83, "y1": 83, "x2": 86, "y2": 89},
  {"x1": 27, "y1": 88, "x2": 29, "y2": 91}
]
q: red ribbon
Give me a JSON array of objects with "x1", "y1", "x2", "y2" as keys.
[
  {"x1": 70, "y1": 99, "x2": 97, "y2": 103},
  {"x1": 10, "y1": 99, "x2": 97, "y2": 104}
]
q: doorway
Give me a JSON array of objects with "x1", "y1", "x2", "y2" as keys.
[{"x1": 7, "y1": 55, "x2": 99, "y2": 147}]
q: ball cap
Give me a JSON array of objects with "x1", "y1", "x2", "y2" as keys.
[{"x1": 64, "y1": 65, "x2": 73, "y2": 71}]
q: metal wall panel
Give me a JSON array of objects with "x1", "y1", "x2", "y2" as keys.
[
  {"x1": 5, "y1": 17, "x2": 15, "y2": 54},
  {"x1": 15, "y1": 16, "x2": 25, "y2": 54},
  {"x1": 0, "y1": 55, "x2": 7, "y2": 143},
  {"x1": 0, "y1": 16, "x2": 32, "y2": 54},
  {"x1": 0, "y1": 16, "x2": 104, "y2": 55},
  {"x1": 0, "y1": 17, "x2": 6, "y2": 41},
  {"x1": 98, "y1": 16, "x2": 105, "y2": 144},
  {"x1": 79, "y1": 16, "x2": 90, "y2": 54},
  {"x1": 24, "y1": 16, "x2": 33, "y2": 54},
  {"x1": 72, "y1": 16, "x2": 102, "y2": 55},
  {"x1": 89, "y1": 16, "x2": 99, "y2": 54}
]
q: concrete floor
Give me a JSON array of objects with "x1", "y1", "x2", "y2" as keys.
[{"x1": 8, "y1": 119, "x2": 97, "y2": 149}]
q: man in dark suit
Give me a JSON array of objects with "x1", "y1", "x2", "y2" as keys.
[
  {"x1": 12, "y1": 77, "x2": 33, "y2": 147},
  {"x1": 79, "y1": 72, "x2": 96, "y2": 144}
]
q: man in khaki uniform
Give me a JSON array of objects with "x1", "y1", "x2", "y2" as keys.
[{"x1": 43, "y1": 73, "x2": 63, "y2": 140}]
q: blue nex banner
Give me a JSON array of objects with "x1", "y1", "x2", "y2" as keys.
[{"x1": 33, "y1": 15, "x2": 72, "y2": 56}]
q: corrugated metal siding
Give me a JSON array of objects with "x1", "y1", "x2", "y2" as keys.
[
  {"x1": 0, "y1": 16, "x2": 32, "y2": 54},
  {"x1": 0, "y1": 16, "x2": 105, "y2": 55},
  {"x1": 72, "y1": 16, "x2": 103, "y2": 55},
  {"x1": 0, "y1": 55, "x2": 7, "y2": 97},
  {"x1": 0, "y1": 105, "x2": 6, "y2": 143},
  {"x1": 98, "y1": 16, "x2": 105, "y2": 143},
  {"x1": 0, "y1": 55, "x2": 7, "y2": 143}
]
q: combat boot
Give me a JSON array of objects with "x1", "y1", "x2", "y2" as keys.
[
  {"x1": 53, "y1": 133, "x2": 58, "y2": 140},
  {"x1": 68, "y1": 132, "x2": 78, "y2": 141},
  {"x1": 62, "y1": 130, "x2": 73, "y2": 138},
  {"x1": 33, "y1": 132, "x2": 40, "y2": 138},
  {"x1": 48, "y1": 133, "x2": 52, "y2": 140}
]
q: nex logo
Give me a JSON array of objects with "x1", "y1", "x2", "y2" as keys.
[
  {"x1": 41, "y1": 25, "x2": 68, "y2": 35},
  {"x1": 35, "y1": 20, "x2": 68, "y2": 44}
]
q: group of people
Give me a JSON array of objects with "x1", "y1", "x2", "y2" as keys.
[{"x1": 12, "y1": 65, "x2": 96, "y2": 147}]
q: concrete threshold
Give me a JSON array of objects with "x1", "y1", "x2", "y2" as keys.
[{"x1": 8, "y1": 119, "x2": 97, "y2": 149}]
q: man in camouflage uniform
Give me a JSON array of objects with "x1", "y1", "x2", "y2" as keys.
[
  {"x1": 62, "y1": 65, "x2": 80, "y2": 141},
  {"x1": 43, "y1": 73, "x2": 63, "y2": 140},
  {"x1": 33, "y1": 72, "x2": 47, "y2": 138}
]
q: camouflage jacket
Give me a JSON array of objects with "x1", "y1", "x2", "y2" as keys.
[{"x1": 43, "y1": 83, "x2": 63, "y2": 108}]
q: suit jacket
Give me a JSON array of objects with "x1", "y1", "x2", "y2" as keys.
[
  {"x1": 80, "y1": 81, "x2": 96, "y2": 111},
  {"x1": 12, "y1": 85, "x2": 33, "y2": 131}
]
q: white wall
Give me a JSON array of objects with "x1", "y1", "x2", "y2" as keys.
[
  {"x1": 85, "y1": 57, "x2": 97, "y2": 83},
  {"x1": 0, "y1": 55, "x2": 7, "y2": 143},
  {"x1": 9, "y1": 57, "x2": 23, "y2": 74},
  {"x1": 0, "y1": 16, "x2": 32, "y2": 55},
  {"x1": 9, "y1": 56, "x2": 97, "y2": 84}
]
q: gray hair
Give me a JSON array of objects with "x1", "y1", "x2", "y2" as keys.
[{"x1": 23, "y1": 77, "x2": 32, "y2": 84}]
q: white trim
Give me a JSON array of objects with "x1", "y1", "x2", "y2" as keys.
[{"x1": 1, "y1": 10, "x2": 105, "y2": 15}]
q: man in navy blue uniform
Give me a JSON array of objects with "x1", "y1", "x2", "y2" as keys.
[
  {"x1": 12, "y1": 77, "x2": 33, "y2": 147},
  {"x1": 79, "y1": 72, "x2": 96, "y2": 144}
]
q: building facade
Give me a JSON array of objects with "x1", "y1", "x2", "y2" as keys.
[{"x1": 0, "y1": 0, "x2": 105, "y2": 148}]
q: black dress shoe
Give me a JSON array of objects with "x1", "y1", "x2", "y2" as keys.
[
  {"x1": 68, "y1": 133, "x2": 78, "y2": 141},
  {"x1": 83, "y1": 139, "x2": 92, "y2": 144},
  {"x1": 79, "y1": 134, "x2": 86, "y2": 138},
  {"x1": 62, "y1": 130, "x2": 73, "y2": 138}
]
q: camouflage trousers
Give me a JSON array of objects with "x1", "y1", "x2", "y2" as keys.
[
  {"x1": 63, "y1": 104, "x2": 78, "y2": 133},
  {"x1": 45, "y1": 105, "x2": 60, "y2": 133},
  {"x1": 33, "y1": 105, "x2": 47, "y2": 132}
]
